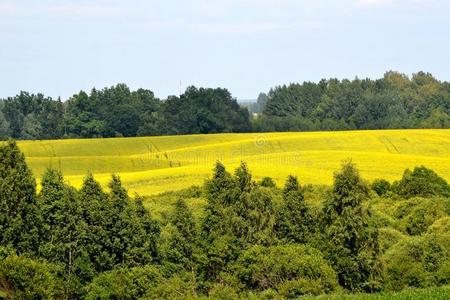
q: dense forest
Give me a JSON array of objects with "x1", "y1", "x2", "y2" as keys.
[
  {"x1": 1, "y1": 71, "x2": 449, "y2": 140},
  {"x1": 1, "y1": 140, "x2": 449, "y2": 298}
]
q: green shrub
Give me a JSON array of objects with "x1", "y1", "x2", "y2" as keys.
[
  {"x1": 144, "y1": 272, "x2": 197, "y2": 300},
  {"x1": 393, "y1": 198, "x2": 421, "y2": 219},
  {"x1": 0, "y1": 255, "x2": 59, "y2": 299},
  {"x1": 259, "y1": 177, "x2": 276, "y2": 188},
  {"x1": 394, "y1": 166, "x2": 450, "y2": 198},
  {"x1": 400, "y1": 198, "x2": 448, "y2": 235},
  {"x1": 85, "y1": 265, "x2": 162, "y2": 300},
  {"x1": 383, "y1": 233, "x2": 450, "y2": 291},
  {"x1": 207, "y1": 284, "x2": 240, "y2": 300},
  {"x1": 371, "y1": 179, "x2": 391, "y2": 196},
  {"x1": 427, "y1": 217, "x2": 450, "y2": 235},
  {"x1": 232, "y1": 244, "x2": 339, "y2": 297},
  {"x1": 378, "y1": 227, "x2": 407, "y2": 253}
]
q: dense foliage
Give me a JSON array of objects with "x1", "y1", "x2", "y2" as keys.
[
  {"x1": 0, "y1": 85, "x2": 249, "y2": 139},
  {"x1": 1, "y1": 71, "x2": 450, "y2": 140},
  {"x1": 255, "y1": 71, "x2": 450, "y2": 131},
  {"x1": 0, "y1": 141, "x2": 449, "y2": 298}
]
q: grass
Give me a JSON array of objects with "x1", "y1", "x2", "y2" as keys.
[
  {"x1": 16, "y1": 129, "x2": 450, "y2": 196},
  {"x1": 307, "y1": 285, "x2": 450, "y2": 299}
]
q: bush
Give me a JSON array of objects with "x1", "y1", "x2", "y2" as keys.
[
  {"x1": 394, "y1": 166, "x2": 450, "y2": 198},
  {"x1": 400, "y1": 198, "x2": 449, "y2": 235},
  {"x1": 378, "y1": 227, "x2": 406, "y2": 253},
  {"x1": 259, "y1": 177, "x2": 276, "y2": 188},
  {"x1": 207, "y1": 284, "x2": 240, "y2": 300},
  {"x1": 427, "y1": 217, "x2": 450, "y2": 235},
  {"x1": 0, "y1": 255, "x2": 59, "y2": 299},
  {"x1": 232, "y1": 244, "x2": 339, "y2": 297},
  {"x1": 383, "y1": 233, "x2": 450, "y2": 291},
  {"x1": 85, "y1": 265, "x2": 162, "y2": 300},
  {"x1": 371, "y1": 179, "x2": 391, "y2": 196},
  {"x1": 144, "y1": 272, "x2": 197, "y2": 300}
]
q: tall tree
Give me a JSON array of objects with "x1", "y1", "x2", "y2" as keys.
[
  {"x1": 79, "y1": 173, "x2": 113, "y2": 272},
  {"x1": 0, "y1": 140, "x2": 41, "y2": 254},
  {"x1": 161, "y1": 199, "x2": 198, "y2": 272},
  {"x1": 38, "y1": 168, "x2": 91, "y2": 298},
  {"x1": 275, "y1": 175, "x2": 311, "y2": 243},
  {"x1": 323, "y1": 161, "x2": 381, "y2": 292},
  {"x1": 0, "y1": 110, "x2": 10, "y2": 140},
  {"x1": 161, "y1": 87, "x2": 251, "y2": 134},
  {"x1": 106, "y1": 175, "x2": 159, "y2": 267},
  {"x1": 20, "y1": 114, "x2": 42, "y2": 140}
]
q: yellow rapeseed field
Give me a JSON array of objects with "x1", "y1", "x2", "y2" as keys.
[{"x1": 17, "y1": 129, "x2": 450, "y2": 195}]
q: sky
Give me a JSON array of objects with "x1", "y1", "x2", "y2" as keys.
[{"x1": 1, "y1": 0, "x2": 450, "y2": 101}]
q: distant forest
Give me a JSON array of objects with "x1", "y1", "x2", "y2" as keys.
[{"x1": 1, "y1": 71, "x2": 449, "y2": 140}]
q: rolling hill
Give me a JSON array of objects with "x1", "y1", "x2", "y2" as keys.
[{"x1": 17, "y1": 129, "x2": 450, "y2": 195}]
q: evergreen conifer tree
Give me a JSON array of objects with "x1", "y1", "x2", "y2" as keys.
[
  {"x1": 323, "y1": 161, "x2": 381, "y2": 291},
  {"x1": 0, "y1": 140, "x2": 40, "y2": 254},
  {"x1": 276, "y1": 175, "x2": 311, "y2": 243}
]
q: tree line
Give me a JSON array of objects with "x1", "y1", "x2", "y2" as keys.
[
  {"x1": 1, "y1": 71, "x2": 449, "y2": 140},
  {"x1": 1, "y1": 141, "x2": 449, "y2": 298},
  {"x1": 256, "y1": 71, "x2": 450, "y2": 131},
  {"x1": 0, "y1": 86, "x2": 250, "y2": 140}
]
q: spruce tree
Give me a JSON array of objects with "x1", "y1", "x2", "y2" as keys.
[
  {"x1": 38, "y1": 168, "x2": 91, "y2": 298},
  {"x1": 107, "y1": 175, "x2": 132, "y2": 266},
  {"x1": 134, "y1": 195, "x2": 160, "y2": 262},
  {"x1": 38, "y1": 168, "x2": 66, "y2": 244},
  {"x1": 106, "y1": 175, "x2": 158, "y2": 268},
  {"x1": 79, "y1": 173, "x2": 113, "y2": 272},
  {"x1": 323, "y1": 161, "x2": 381, "y2": 292},
  {"x1": 276, "y1": 175, "x2": 311, "y2": 243},
  {"x1": 234, "y1": 161, "x2": 253, "y2": 193},
  {"x1": 201, "y1": 162, "x2": 277, "y2": 284},
  {"x1": 201, "y1": 162, "x2": 240, "y2": 283},
  {"x1": 0, "y1": 111, "x2": 10, "y2": 140},
  {"x1": 0, "y1": 140, "x2": 40, "y2": 254},
  {"x1": 233, "y1": 162, "x2": 275, "y2": 245},
  {"x1": 202, "y1": 161, "x2": 237, "y2": 236},
  {"x1": 162, "y1": 199, "x2": 197, "y2": 271}
]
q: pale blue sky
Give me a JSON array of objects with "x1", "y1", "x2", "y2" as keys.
[{"x1": 1, "y1": 0, "x2": 449, "y2": 100}]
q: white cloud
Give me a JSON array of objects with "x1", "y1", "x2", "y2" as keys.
[
  {"x1": 135, "y1": 19, "x2": 325, "y2": 36},
  {"x1": 46, "y1": 3, "x2": 130, "y2": 18},
  {"x1": 356, "y1": 0, "x2": 393, "y2": 7},
  {"x1": 0, "y1": 2, "x2": 16, "y2": 15},
  {"x1": 187, "y1": 21, "x2": 298, "y2": 35},
  {"x1": 356, "y1": 0, "x2": 450, "y2": 7}
]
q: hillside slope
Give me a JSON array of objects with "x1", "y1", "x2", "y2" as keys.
[{"x1": 17, "y1": 129, "x2": 450, "y2": 195}]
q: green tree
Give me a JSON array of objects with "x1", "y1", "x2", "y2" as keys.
[
  {"x1": 371, "y1": 178, "x2": 391, "y2": 196},
  {"x1": 0, "y1": 110, "x2": 10, "y2": 140},
  {"x1": 20, "y1": 113, "x2": 42, "y2": 140},
  {"x1": 0, "y1": 140, "x2": 41, "y2": 254},
  {"x1": 276, "y1": 175, "x2": 312, "y2": 243},
  {"x1": 38, "y1": 168, "x2": 92, "y2": 298},
  {"x1": 232, "y1": 245, "x2": 338, "y2": 297},
  {"x1": 106, "y1": 175, "x2": 159, "y2": 268},
  {"x1": 161, "y1": 199, "x2": 198, "y2": 272},
  {"x1": 79, "y1": 173, "x2": 114, "y2": 272},
  {"x1": 383, "y1": 233, "x2": 450, "y2": 291},
  {"x1": 200, "y1": 162, "x2": 277, "y2": 285},
  {"x1": 394, "y1": 166, "x2": 450, "y2": 198},
  {"x1": 85, "y1": 265, "x2": 162, "y2": 300},
  {"x1": 161, "y1": 87, "x2": 251, "y2": 134},
  {"x1": 232, "y1": 163, "x2": 276, "y2": 245},
  {"x1": 0, "y1": 255, "x2": 60, "y2": 299},
  {"x1": 323, "y1": 161, "x2": 381, "y2": 292},
  {"x1": 134, "y1": 195, "x2": 160, "y2": 263}
]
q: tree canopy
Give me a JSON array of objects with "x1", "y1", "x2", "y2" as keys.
[{"x1": 1, "y1": 71, "x2": 449, "y2": 141}]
